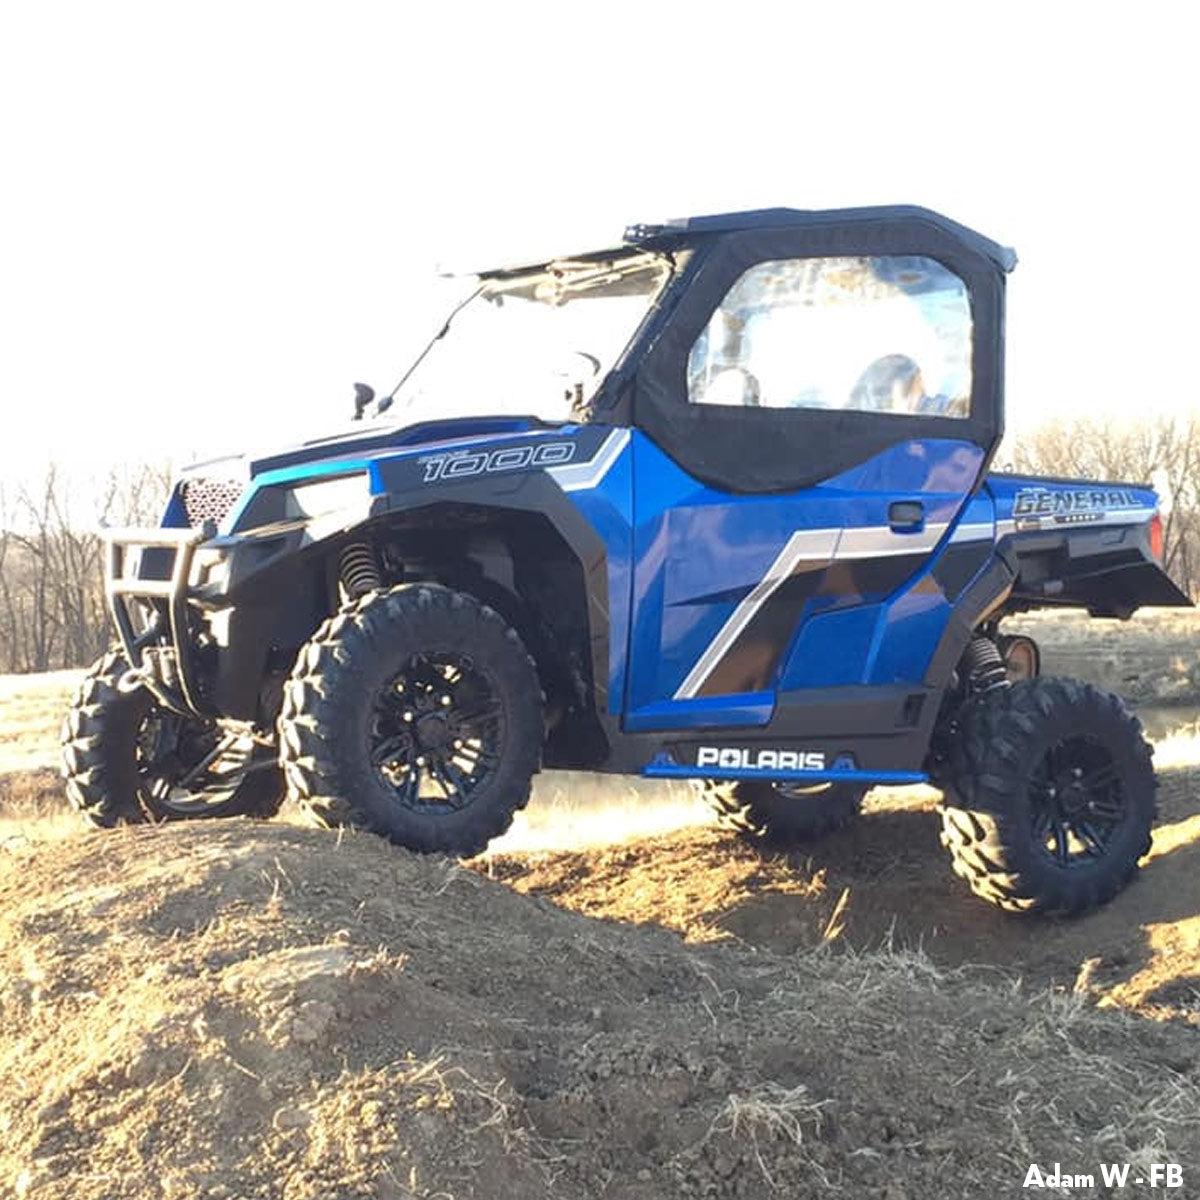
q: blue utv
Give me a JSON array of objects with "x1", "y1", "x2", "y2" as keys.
[{"x1": 63, "y1": 205, "x2": 1191, "y2": 914}]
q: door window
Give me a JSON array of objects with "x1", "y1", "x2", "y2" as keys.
[{"x1": 687, "y1": 255, "x2": 972, "y2": 418}]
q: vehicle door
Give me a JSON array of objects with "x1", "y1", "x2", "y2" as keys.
[{"x1": 624, "y1": 214, "x2": 1007, "y2": 732}]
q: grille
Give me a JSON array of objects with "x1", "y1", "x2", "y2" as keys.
[{"x1": 179, "y1": 477, "x2": 244, "y2": 528}]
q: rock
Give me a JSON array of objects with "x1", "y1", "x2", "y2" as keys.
[
  {"x1": 287, "y1": 1000, "x2": 337, "y2": 1046},
  {"x1": 272, "y1": 1107, "x2": 313, "y2": 1131}
]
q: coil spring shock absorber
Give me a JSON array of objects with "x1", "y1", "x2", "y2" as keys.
[
  {"x1": 339, "y1": 542, "x2": 382, "y2": 599},
  {"x1": 964, "y1": 633, "x2": 1010, "y2": 695}
]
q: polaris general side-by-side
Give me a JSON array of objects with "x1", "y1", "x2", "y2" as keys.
[{"x1": 63, "y1": 206, "x2": 1191, "y2": 914}]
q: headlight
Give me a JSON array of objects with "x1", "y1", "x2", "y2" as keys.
[
  {"x1": 233, "y1": 471, "x2": 369, "y2": 531},
  {"x1": 283, "y1": 473, "x2": 369, "y2": 519}
]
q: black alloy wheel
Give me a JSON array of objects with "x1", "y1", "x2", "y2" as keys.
[
  {"x1": 369, "y1": 651, "x2": 503, "y2": 813},
  {"x1": 135, "y1": 709, "x2": 273, "y2": 816},
  {"x1": 1028, "y1": 735, "x2": 1126, "y2": 868}
]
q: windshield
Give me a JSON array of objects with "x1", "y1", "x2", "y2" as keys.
[{"x1": 389, "y1": 251, "x2": 673, "y2": 423}]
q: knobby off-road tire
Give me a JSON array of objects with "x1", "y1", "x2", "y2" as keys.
[
  {"x1": 278, "y1": 584, "x2": 542, "y2": 856},
  {"x1": 61, "y1": 650, "x2": 285, "y2": 826},
  {"x1": 941, "y1": 677, "x2": 1155, "y2": 915},
  {"x1": 698, "y1": 779, "x2": 866, "y2": 847}
]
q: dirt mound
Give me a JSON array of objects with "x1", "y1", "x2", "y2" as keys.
[
  {"x1": 488, "y1": 756, "x2": 1200, "y2": 1024},
  {"x1": 4, "y1": 822, "x2": 1200, "y2": 1200},
  {"x1": 4, "y1": 653, "x2": 1200, "y2": 1197}
]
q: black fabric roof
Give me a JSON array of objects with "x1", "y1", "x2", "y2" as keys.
[
  {"x1": 624, "y1": 205, "x2": 1017, "y2": 273},
  {"x1": 452, "y1": 206, "x2": 1015, "y2": 279}
]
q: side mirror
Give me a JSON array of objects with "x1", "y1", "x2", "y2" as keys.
[{"x1": 352, "y1": 382, "x2": 376, "y2": 421}]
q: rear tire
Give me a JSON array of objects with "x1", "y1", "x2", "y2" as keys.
[
  {"x1": 278, "y1": 584, "x2": 542, "y2": 856},
  {"x1": 940, "y1": 677, "x2": 1155, "y2": 914},
  {"x1": 698, "y1": 779, "x2": 865, "y2": 846},
  {"x1": 61, "y1": 650, "x2": 284, "y2": 826}
]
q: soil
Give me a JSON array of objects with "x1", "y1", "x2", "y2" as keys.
[
  {"x1": 4, "y1": 821, "x2": 1200, "y2": 1200},
  {"x1": 2, "y1": 612, "x2": 1200, "y2": 1199},
  {"x1": 486, "y1": 763, "x2": 1200, "y2": 1022}
]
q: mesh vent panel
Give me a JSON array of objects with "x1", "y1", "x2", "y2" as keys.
[{"x1": 179, "y1": 478, "x2": 243, "y2": 527}]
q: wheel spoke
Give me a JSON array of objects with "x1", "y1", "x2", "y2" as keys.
[
  {"x1": 400, "y1": 768, "x2": 420, "y2": 808},
  {"x1": 1076, "y1": 821, "x2": 1109, "y2": 857},
  {"x1": 455, "y1": 741, "x2": 497, "y2": 772},
  {"x1": 428, "y1": 759, "x2": 467, "y2": 808},
  {"x1": 1088, "y1": 792, "x2": 1126, "y2": 822},
  {"x1": 1052, "y1": 820, "x2": 1070, "y2": 865},
  {"x1": 1078, "y1": 763, "x2": 1119, "y2": 793},
  {"x1": 454, "y1": 737, "x2": 483, "y2": 761},
  {"x1": 1031, "y1": 807, "x2": 1055, "y2": 847},
  {"x1": 455, "y1": 712, "x2": 502, "y2": 736},
  {"x1": 371, "y1": 735, "x2": 411, "y2": 768},
  {"x1": 1030, "y1": 777, "x2": 1056, "y2": 802},
  {"x1": 441, "y1": 759, "x2": 473, "y2": 800},
  {"x1": 145, "y1": 772, "x2": 173, "y2": 804}
]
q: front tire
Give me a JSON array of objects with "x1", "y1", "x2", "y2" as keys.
[
  {"x1": 61, "y1": 650, "x2": 284, "y2": 826},
  {"x1": 698, "y1": 779, "x2": 865, "y2": 846},
  {"x1": 278, "y1": 584, "x2": 543, "y2": 856},
  {"x1": 940, "y1": 677, "x2": 1155, "y2": 914}
]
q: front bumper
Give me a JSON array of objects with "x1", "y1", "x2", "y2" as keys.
[
  {"x1": 105, "y1": 525, "x2": 216, "y2": 717},
  {"x1": 105, "y1": 513, "x2": 351, "y2": 722}
]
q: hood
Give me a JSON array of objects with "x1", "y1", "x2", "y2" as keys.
[{"x1": 180, "y1": 414, "x2": 551, "y2": 483}]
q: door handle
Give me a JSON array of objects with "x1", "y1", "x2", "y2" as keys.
[{"x1": 888, "y1": 500, "x2": 925, "y2": 532}]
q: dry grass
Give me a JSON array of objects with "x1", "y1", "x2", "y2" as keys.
[
  {"x1": 0, "y1": 671, "x2": 84, "y2": 848},
  {"x1": 1007, "y1": 605, "x2": 1200, "y2": 640},
  {"x1": 0, "y1": 669, "x2": 79, "y2": 776},
  {"x1": 709, "y1": 1082, "x2": 832, "y2": 1189}
]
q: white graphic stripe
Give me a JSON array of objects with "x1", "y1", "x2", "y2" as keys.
[
  {"x1": 547, "y1": 429, "x2": 631, "y2": 492},
  {"x1": 674, "y1": 529, "x2": 839, "y2": 699},
  {"x1": 674, "y1": 518, "x2": 963, "y2": 701},
  {"x1": 837, "y1": 522, "x2": 948, "y2": 558},
  {"x1": 949, "y1": 520, "x2": 994, "y2": 543}
]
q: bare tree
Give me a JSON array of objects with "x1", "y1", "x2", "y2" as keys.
[{"x1": 0, "y1": 461, "x2": 173, "y2": 674}]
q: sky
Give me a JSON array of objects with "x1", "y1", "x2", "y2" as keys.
[{"x1": 1, "y1": 1, "x2": 1195, "y2": 492}]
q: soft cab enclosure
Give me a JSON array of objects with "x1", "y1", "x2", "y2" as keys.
[{"x1": 612, "y1": 206, "x2": 1012, "y2": 494}]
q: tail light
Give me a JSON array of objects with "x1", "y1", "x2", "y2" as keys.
[{"x1": 1150, "y1": 512, "x2": 1164, "y2": 562}]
